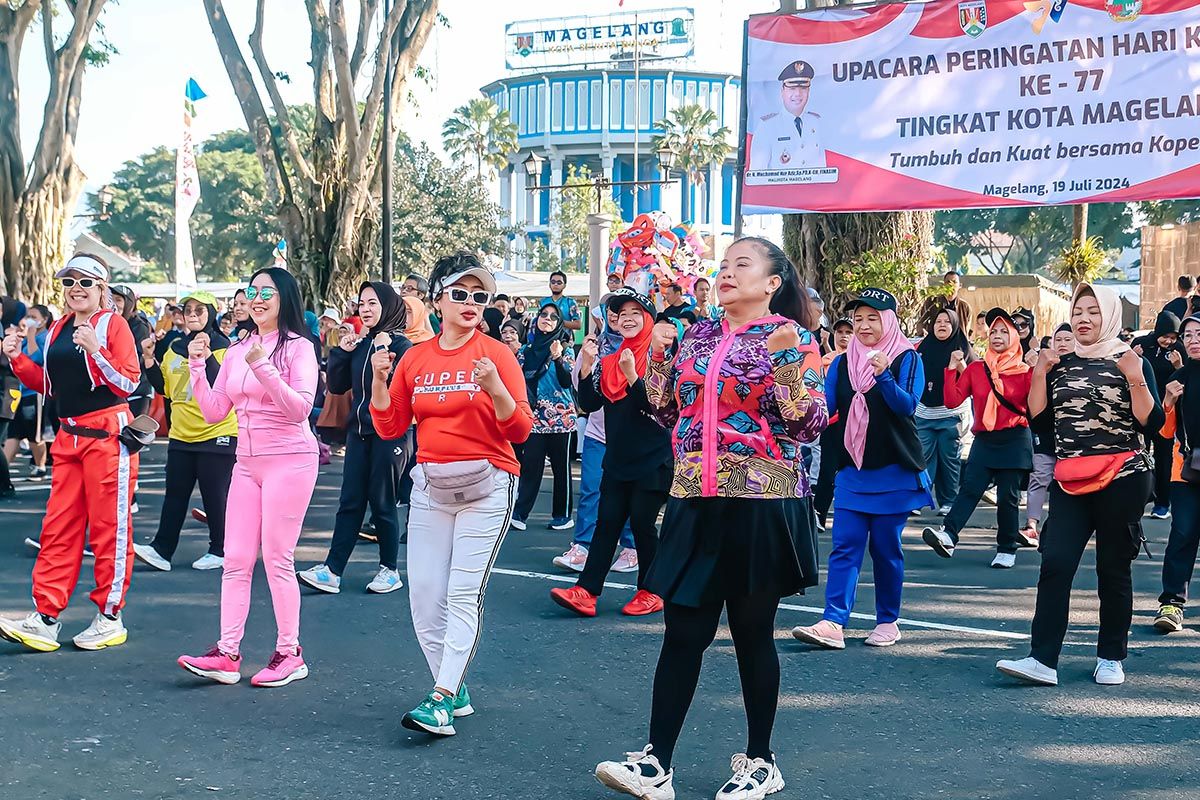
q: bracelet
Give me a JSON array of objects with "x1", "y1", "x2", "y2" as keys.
[{"x1": 1131, "y1": 381, "x2": 1148, "y2": 387}]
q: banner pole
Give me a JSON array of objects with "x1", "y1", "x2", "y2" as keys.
[{"x1": 733, "y1": 17, "x2": 750, "y2": 239}]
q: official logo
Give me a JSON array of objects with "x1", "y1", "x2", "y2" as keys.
[
  {"x1": 1024, "y1": 0, "x2": 1067, "y2": 34},
  {"x1": 1105, "y1": 0, "x2": 1140, "y2": 20},
  {"x1": 958, "y1": 0, "x2": 988, "y2": 38},
  {"x1": 780, "y1": 150, "x2": 791, "y2": 164},
  {"x1": 514, "y1": 34, "x2": 534, "y2": 57}
]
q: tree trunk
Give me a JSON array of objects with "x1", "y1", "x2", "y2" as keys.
[
  {"x1": 15, "y1": 164, "x2": 85, "y2": 300},
  {"x1": 782, "y1": 210, "x2": 935, "y2": 311}
]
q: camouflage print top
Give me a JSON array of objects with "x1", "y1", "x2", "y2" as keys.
[{"x1": 1046, "y1": 353, "x2": 1164, "y2": 477}]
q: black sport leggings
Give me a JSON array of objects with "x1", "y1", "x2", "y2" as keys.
[
  {"x1": 648, "y1": 592, "x2": 782, "y2": 770},
  {"x1": 150, "y1": 447, "x2": 236, "y2": 560}
]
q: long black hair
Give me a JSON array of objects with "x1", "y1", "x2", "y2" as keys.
[
  {"x1": 242, "y1": 267, "x2": 309, "y2": 365},
  {"x1": 736, "y1": 236, "x2": 814, "y2": 329}
]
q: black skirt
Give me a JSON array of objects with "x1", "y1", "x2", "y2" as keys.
[
  {"x1": 970, "y1": 426, "x2": 1033, "y2": 471},
  {"x1": 645, "y1": 495, "x2": 819, "y2": 608}
]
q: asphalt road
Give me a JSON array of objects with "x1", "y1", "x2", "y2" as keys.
[{"x1": 1, "y1": 443, "x2": 1199, "y2": 800}]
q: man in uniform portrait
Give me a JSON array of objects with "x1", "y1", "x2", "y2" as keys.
[{"x1": 749, "y1": 60, "x2": 826, "y2": 170}]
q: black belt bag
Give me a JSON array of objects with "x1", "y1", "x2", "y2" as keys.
[{"x1": 62, "y1": 414, "x2": 160, "y2": 455}]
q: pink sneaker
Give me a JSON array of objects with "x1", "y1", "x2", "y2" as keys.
[
  {"x1": 178, "y1": 646, "x2": 242, "y2": 684},
  {"x1": 610, "y1": 547, "x2": 638, "y2": 574},
  {"x1": 791, "y1": 619, "x2": 846, "y2": 650},
  {"x1": 251, "y1": 647, "x2": 309, "y2": 688},
  {"x1": 865, "y1": 622, "x2": 901, "y2": 647},
  {"x1": 552, "y1": 543, "x2": 589, "y2": 572}
]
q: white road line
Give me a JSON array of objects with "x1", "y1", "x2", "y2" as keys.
[{"x1": 491, "y1": 567, "x2": 1030, "y2": 641}]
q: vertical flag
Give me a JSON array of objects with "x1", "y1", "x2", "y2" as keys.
[
  {"x1": 273, "y1": 239, "x2": 288, "y2": 268},
  {"x1": 175, "y1": 78, "x2": 206, "y2": 296}
]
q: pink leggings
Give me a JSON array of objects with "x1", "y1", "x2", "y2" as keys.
[{"x1": 218, "y1": 452, "x2": 319, "y2": 656}]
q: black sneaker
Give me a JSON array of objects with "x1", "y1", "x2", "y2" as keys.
[{"x1": 1153, "y1": 604, "x2": 1183, "y2": 633}]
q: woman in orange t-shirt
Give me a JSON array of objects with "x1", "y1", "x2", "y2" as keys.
[{"x1": 370, "y1": 252, "x2": 532, "y2": 738}]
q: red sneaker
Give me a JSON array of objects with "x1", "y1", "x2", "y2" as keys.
[
  {"x1": 621, "y1": 589, "x2": 664, "y2": 617},
  {"x1": 550, "y1": 585, "x2": 598, "y2": 617}
]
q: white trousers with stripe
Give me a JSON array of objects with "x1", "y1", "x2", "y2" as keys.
[{"x1": 406, "y1": 463, "x2": 516, "y2": 695}]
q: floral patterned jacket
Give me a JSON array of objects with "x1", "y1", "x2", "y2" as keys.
[
  {"x1": 645, "y1": 315, "x2": 827, "y2": 500},
  {"x1": 518, "y1": 345, "x2": 577, "y2": 434}
]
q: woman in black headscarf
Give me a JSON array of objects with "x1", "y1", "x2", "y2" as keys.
[
  {"x1": 297, "y1": 282, "x2": 413, "y2": 596},
  {"x1": 915, "y1": 308, "x2": 975, "y2": 514},
  {"x1": 1013, "y1": 308, "x2": 1036, "y2": 356},
  {"x1": 133, "y1": 291, "x2": 238, "y2": 571},
  {"x1": 111, "y1": 285, "x2": 154, "y2": 416},
  {"x1": 1133, "y1": 311, "x2": 1183, "y2": 518}
]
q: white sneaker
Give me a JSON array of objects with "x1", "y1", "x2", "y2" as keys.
[
  {"x1": 982, "y1": 488, "x2": 998, "y2": 505},
  {"x1": 990, "y1": 552, "x2": 1016, "y2": 569},
  {"x1": 1094, "y1": 658, "x2": 1125, "y2": 685},
  {"x1": 922, "y1": 526, "x2": 955, "y2": 558},
  {"x1": 0, "y1": 611, "x2": 62, "y2": 652},
  {"x1": 133, "y1": 543, "x2": 171, "y2": 571},
  {"x1": 610, "y1": 547, "x2": 639, "y2": 573},
  {"x1": 716, "y1": 753, "x2": 785, "y2": 800},
  {"x1": 130, "y1": 502, "x2": 140, "y2": 515},
  {"x1": 366, "y1": 566, "x2": 403, "y2": 594},
  {"x1": 509, "y1": 518, "x2": 527, "y2": 531},
  {"x1": 191, "y1": 553, "x2": 224, "y2": 571},
  {"x1": 595, "y1": 745, "x2": 675, "y2": 800},
  {"x1": 553, "y1": 543, "x2": 589, "y2": 571},
  {"x1": 297, "y1": 564, "x2": 341, "y2": 594},
  {"x1": 73, "y1": 613, "x2": 128, "y2": 650},
  {"x1": 996, "y1": 656, "x2": 1058, "y2": 686}
]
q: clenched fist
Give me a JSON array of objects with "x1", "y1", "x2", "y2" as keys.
[
  {"x1": 618, "y1": 348, "x2": 639, "y2": 386},
  {"x1": 472, "y1": 356, "x2": 503, "y2": 395},
  {"x1": 371, "y1": 348, "x2": 396, "y2": 383},
  {"x1": 245, "y1": 340, "x2": 267, "y2": 364},
  {"x1": 2, "y1": 332, "x2": 20, "y2": 359},
  {"x1": 188, "y1": 332, "x2": 211, "y2": 362},
  {"x1": 650, "y1": 321, "x2": 677, "y2": 357},
  {"x1": 72, "y1": 323, "x2": 100, "y2": 355},
  {"x1": 765, "y1": 323, "x2": 801, "y2": 353}
]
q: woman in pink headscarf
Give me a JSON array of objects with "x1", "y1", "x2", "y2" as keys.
[{"x1": 793, "y1": 287, "x2": 931, "y2": 650}]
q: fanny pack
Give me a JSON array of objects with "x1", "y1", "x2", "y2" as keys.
[
  {"x1": 422, "y1": 459, "x2": 494, "y2": 505},
  {"x1": 1053, "y1": 451, "x2": 1134, "y2": 495},
  {"x1": 1182, "y1": 450, "x2": 1200, "y2": 484},
  {"x1": 62, "y1": 414, "x2": 160, "y2": 455}
]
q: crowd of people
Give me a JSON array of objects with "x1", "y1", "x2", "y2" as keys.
[{"x1": 1, "y1": 247, "x2": 1198, "y2": 800}]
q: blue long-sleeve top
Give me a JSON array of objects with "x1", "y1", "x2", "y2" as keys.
[{"x1": 824, "y1": 351, "x2": 923, "y2": 420}]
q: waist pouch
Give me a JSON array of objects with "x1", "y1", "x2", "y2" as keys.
[
  {"x1": 1054, "y1": 451, "x2": 1134, "y2": 495},
  {"x1": 65, "y1": 414, "x2": 160, "y2": 455},
  {"x1": 422, "y1": 459, "x2": 494, "y2": 505},
  {"x1": 1182, "y1": 450, "x2": 1200, "y2": 485}
]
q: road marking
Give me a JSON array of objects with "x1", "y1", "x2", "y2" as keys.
[{"x1": 491, "y1": 567, "x2": 1030, "y2": 641}]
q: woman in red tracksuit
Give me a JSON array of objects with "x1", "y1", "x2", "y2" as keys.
[{"x1": 0, "y1": 254, "x2": 142, "y2": 653}]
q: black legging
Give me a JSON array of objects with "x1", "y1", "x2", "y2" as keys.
[
  {"x1": 514, "y1": 431, "x2": 573, "y2": 521},
  {"x1": 943, "y1": 458, "x2": 1026, "y2": 554},
  {"x1": 577, "y1": 469, "x2": 668, "y2": 596},
  {"x1": 0, "y1": 419, "x2": 12, "y2": 492},
  {"x1": 149, "y1": 447, "x2": 235, "y2": 560},
  {"x1": 325, "y1": 431, "x2": 403, "y2": 574},
  {"x1": 648, "y1": 592, "x2": 781, "y2": 771}
]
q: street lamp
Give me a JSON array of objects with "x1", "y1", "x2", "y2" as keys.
[
  {"x1": 523, "y1": 151, "x2": 545, "y2": 187},
  {"x1": 657, "y1": 144, "x2": 678, "y2": 175},
  {"x1": 75, "y1": 184, "x2": 115, "y2": 221}
]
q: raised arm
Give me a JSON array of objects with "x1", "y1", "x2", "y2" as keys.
[
  {"x1": 189, "y1": 346, "x2": 235, "y2": 423},
  {"x1": 876, "y1": 350, "x2": 923, "y2": 418},
  {"x1": 767, "y1": 331, "x2": 827, "y2": 444},
  {"x1": 248, "y1": 338, "x2": 318, "y2": 423}
]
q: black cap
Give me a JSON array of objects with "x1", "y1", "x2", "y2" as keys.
[
  {"x1": 1011, "y1": 306, "x2": 1034, "y2": 322},
  {"x1": 604, "y1": 287, "x2": 655, "y2": 318},
  {"x1": 844, "y1": 288, "x2": 897, "y2": 314},
  {"x1": 985, "y1": 307, "x2": 1017, "y2": 329},
  {"x1": 831, "y1": 316, "x2": 853, "y2": 331},
  {"x1": 777, "y1": 60, "x2": 814, "y2": 87}
]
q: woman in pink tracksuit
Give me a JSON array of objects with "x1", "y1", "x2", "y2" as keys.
[{"x1": 177, "y1": 267, "x2": 320, "y2": 688}]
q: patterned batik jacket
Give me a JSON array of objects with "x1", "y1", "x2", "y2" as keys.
[{"x1": 645, "y1": 315, "x2": 828, "y2": 499}]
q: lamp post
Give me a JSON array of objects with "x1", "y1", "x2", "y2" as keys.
[{"x1": 75, "y1": 184, "x2": 115, "y2": 221}]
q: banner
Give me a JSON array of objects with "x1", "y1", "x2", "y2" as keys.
[
  {"x1": 175, "y1": 78, "x2": 205, "y2": 295},
  {"x1": 741, "y1": 0, "x2": 1200, "y2": 214},
  {"x1": 505, "y1": 7, "x2": 694, "y2": 70}
]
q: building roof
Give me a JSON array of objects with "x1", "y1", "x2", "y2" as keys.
[{"x1": 71, "y1": 231, "x2": 145, "y2": 275}]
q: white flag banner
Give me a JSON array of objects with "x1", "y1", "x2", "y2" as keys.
[{"x1": 175, "y1": 78, "x2": 206, "y2": 295}]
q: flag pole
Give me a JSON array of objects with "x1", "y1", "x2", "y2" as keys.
[{"x1": 381, "y1": 0, "x2": 395, "y2": 285}]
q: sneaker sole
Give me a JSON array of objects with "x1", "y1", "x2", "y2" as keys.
[
  {"x1": 550, "y1": 592, "x2": 597, "y2": 618},
  {"x1": 0, "y1": 624, "x2": 60, "y2": 652},
  {"x1": 252, "y1": 664, "x2": 309, "y2": 688},
  {"x1": 1094, "y1": 674, "x2": 1125, "y2": 686},
  {"x1": 133, "y1": 551, "x2": 172, "y2": 571},
  {"x1": 864, "y1": 632, "x2": 902, "y2": 647},
  {"x1": 191, "y1": 560, "x2": 223, "y2": 571},
  {"x1": 452, "y1": 703, "x2": 475, "y2": 718},
  {"x1": 791, "y1": 628, "x2": 846, "y2": 650},
  {"x1": 552, "y1": 556, "x2": 587, "y2": 572},
  {"x1": 366, "y1": 580, "x2": 404, "y2": 594},
  {"x1": 179, "y1": 661, "x2": 242, "y2": 685},
  {"x1": 922, "y1": 528, "x2": 954, "y2": 558},
  {"x1": 549, "y1": 523, "x2": 575, "y2": 531},
  {"x1": 996, "y1": 664, "x2": 1057, "y2": 686},
  {"x1": 594, "y1": 764, "x2": 671, "y2": 800},
  {"x1": 1153, "y1": 618, "x2": 1183, "y2": 633},
  {"x1": 73, "y1": 631, "x2": 127, "y2": 651},
  {"x1": 401, "y1": 712, "x2": 456, "y2": 736},
  {"x1": 609, "y1": 564, "x2": 638, "y2": 573},
  {"x1": 990, "y1": 561, "x2": 1015, "y2": 569},
  {"x1": 509, "y1": 520, "x2": 527, "y2": 531},
  {"x1": 297, "y1": 573, "x2": 340, "y2": 594},
  {"x1": 622, "y1": 603, "x2": 663, "y2": 617}
]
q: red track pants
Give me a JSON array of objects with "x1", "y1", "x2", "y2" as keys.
[{"x1": 33, "y1": 405, "x2": 139, "y2": 618}]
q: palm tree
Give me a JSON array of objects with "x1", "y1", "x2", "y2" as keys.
[
  {"x1": 441, "y1": 98, "x2": 519, "y2": 183},
  {"x1": 652, "y1": 104, "x2": 732, "y2": 222}
]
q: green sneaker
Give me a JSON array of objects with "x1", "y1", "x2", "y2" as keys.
[
  {"x1": 452, "y1": 684, "x2": 474, "y2": 718},
  {"x1": 401, "y1": 690, "x2": 456, "y2": 736}
]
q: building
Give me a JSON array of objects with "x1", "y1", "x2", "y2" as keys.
[{"x1": 481, "y1": 9, "x2": 754, "y2": 270}]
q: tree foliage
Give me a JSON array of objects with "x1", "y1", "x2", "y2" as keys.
[
  {"x1": 441, "y1": 97, "x2": 518, "y2": 183},
  {"x1": 1140, "y1": 200, "x2": 1200, "y2": 226},
  {"x1": 651, "y1": 104, "x2": 732, "y2": 221},
  {"x1": 545, "y1": 164, "x2": 623, "y2": 273}
]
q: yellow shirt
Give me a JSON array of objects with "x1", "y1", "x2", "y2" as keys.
[{"x1": 160, "y1": 346, "x2": 239, "y2": 444}]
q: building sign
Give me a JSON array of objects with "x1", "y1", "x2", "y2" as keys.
[
  {"x1": 505, "y1": 7, "x2": 695, "y2": 70},
  {"x1": 741, "y1": 0, "x2": 1200, "y2": 215}
]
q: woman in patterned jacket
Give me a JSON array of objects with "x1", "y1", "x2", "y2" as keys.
[{"x1": 593, "y1": 237, "x2": 826, "y2": 800}]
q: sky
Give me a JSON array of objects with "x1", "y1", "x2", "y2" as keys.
[{"x1": 16, "y1": 0, "x2": 779, "y2": 204}]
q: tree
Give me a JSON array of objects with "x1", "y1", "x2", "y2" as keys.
[
  {"x1": 88, "y1": 132, "x2": 276, "y2": 282},
  {"x1": 0, "y1": 1, "x2": 111, "y2": 300},
  {"x1": 545, "y1": 164, "x2": 622, "y2": 273},
  {"x1": 936, "y1": 203, "x2": 1136, "y2": 275},
  {"x1": 390, "y1": 136, "x2": 515, "y2": 276},
  {"x1": 1139, "y1": 200, "x2": 1200, "y2": 226},
  {"x1": 651, "y1": 104, "x2": 732, "y2": 222},
  {"x1": 782, "y1": 211, "x2": 935, "y2": 315},
  {"x1": 441, "y1": 97, "x2": 518, "y2": 183},
  {"x1": 202, "y1": 0, "x2": 440, "y2": 306}
]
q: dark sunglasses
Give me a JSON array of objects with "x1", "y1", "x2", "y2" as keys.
[
  {"x1": 538, "y1": 309, "x2": 560, "y2": 320},
  {"x1": 60, "y1": 277, "x2": 100, "y2": 289},
  {"x1": 1015, "y1": 321, "x2": 1030, "y2": 329},
  {"x1": 245, "y1": 286, "x2": 276, "y2": 301},
  {"x1": 446, "y1": 288, "x2": 491, "y2": 305}
]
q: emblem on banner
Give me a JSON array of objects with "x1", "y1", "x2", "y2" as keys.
[
  {"x1": 1104, "y1": 0, "x2": 1141, "y2": 20},
  {"x1": 958, "y1": 0, "x2": 988, "y2": 38},
  {"x1": 514, "y1": 34, "x2": 534, "y2": 57},
  {"x1": 1024, "y1": 0, "x2": 1067, "y2": 33}
]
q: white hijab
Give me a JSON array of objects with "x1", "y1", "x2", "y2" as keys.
[{"x1": 1072, "y1": 283, "x2": 1129, "y2": 360}]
